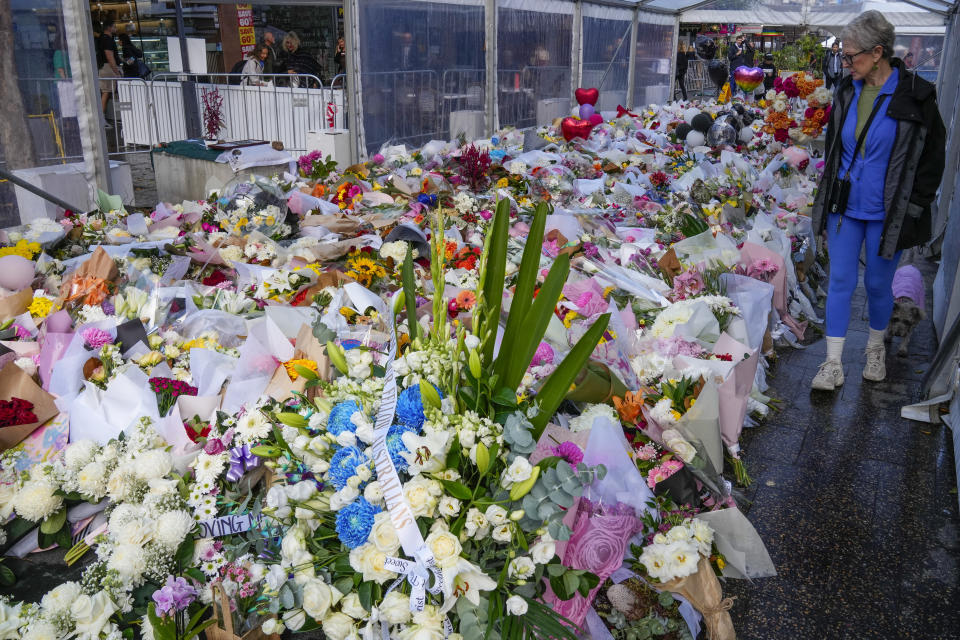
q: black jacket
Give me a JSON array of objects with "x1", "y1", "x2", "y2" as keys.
[
  {"x1": 822, "y1": 51, "x2": 843, "y2": 79},
  {"x1": 812, "y1": 58, "x2": 946, "y2": 259}
]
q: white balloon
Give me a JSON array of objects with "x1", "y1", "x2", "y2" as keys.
[
  {"x1": 739, "y1": 127, "x2": 755, "y2": 143},
  {"x1": 683, "y1": 107, "x2": 700, "y2": 124},
  {"x1": 0, "y1": 255, "x2": 35, "y2": 291},
  {"x1": 685, "y1": 130, "x2": 706, "y2": 147}
]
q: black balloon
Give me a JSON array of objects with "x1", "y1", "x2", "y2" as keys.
[
  {"x1": 691, "y1": 113, "x2": 713, "y2": 134},
  {"x1": 694, "y1": 35, "x2": 717, "y2": 61},
  {"x1": 732, "y1": 103, "x2": 746, "y2": 115},
  {"x1": 741, "y1": 113, "x2": 755, "y2": 126},
  {"x1": 675, "y1": 122, "x2": 692, "y2": 141},
  {"x1": 707, "y1": 59, "x2": 728, "y2": 89}
]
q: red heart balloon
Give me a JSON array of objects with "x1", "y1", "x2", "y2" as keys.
[
  {"x1": 588, "y1": 113, "x2": 604, "y2": 125},
  {"x1": 561, "y1": 117, "x2": 595, "y2": 142},
  {"x1": 574, "y1": 88, "x2": 599, "y2": 106}
]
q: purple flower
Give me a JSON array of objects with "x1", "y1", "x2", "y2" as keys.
[
  {"x1": 152, "y1": 576, "x2": 197, "y2": 617},
  {"x1": 81, "y1": 328, "x2": 113, "y2": 350},
  {"x1": 371, "y1": 153, "x2": 385, "y2": 165},
  {"x1": 11, "y1": 324, "x2": 30, "y2": 340},
  {"x1": 551, "y1": 441, "x2": 584, "y2": 467}
]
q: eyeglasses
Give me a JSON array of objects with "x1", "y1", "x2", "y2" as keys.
[{"x1": 841, "y1": 48, "x2": 872, "y2": 65}]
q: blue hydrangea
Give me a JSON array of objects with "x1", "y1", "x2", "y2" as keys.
[
  {"x1": 395, "y1": 385, "x2": 442, "y2": 432},
  {"x1": 328, "y1": 400, "x2": 362, "y2": 436},
  {"x1": 335, "y1": 498, "x2": 381, "y2": 549},
  {"x1": 386, "y1": 423, "x2": 416, "y2": 472},
  {"x1": 328, "y1": 446, "x2": 368, "y2": 490}
]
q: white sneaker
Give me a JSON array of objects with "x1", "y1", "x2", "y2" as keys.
[
  {"x1": 811, "y1": 360, "x2": 844, "y2": 391},
  {"x1": 863, "y1": 345, "x2": 886, "y2": 382}
]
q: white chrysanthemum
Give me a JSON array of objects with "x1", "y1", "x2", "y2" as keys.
[
  {"x1": 568, "y1": 403, "x2": 619, "y2": 433},
  {"x1": 154, "y1": 510, "x2": 195, "y2": 550},
  {"x1": 41, "y1": 581, "x2": 81, "y2": 616},
  {"x1": 108, "y1": 543, "x2": 147, "y2": 582},
  {"x1": 115, "y1": 519, "x2": 154, "y2": 546},
  {"x1": 21, "y1": 620, "x2": 59, "y2": 640},
  {"x1": 235, "y1": 410, "x2": 271, "y2": 445},
  {"x1": 13, "y1": 480, "x2": 63, "y2": 522},
  {"x1": 106, "y1": 466, "x2": 138, "y2": 502},
  {"x1": 192, "y1": 453, "x2": 227, "y2": 486},
  {"x1": 134, "y1": 449, "x2": 173, "y2": 480},
  {"x1": 63, "y1": 440, "x2": 98, "y2": 470},
  {"x1": 77, "y1": 461, "x2": 108, "y2": 499}
]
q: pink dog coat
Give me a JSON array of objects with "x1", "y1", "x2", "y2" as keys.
[{"x1": 892, "y1": 265, "x2": 925, "y2": 308}]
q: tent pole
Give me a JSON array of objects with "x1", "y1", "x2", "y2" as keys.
[
  {"x1": 485, "y1": 0, "x2": 497, "y2": 136},
  {"x1": 626, "y1": 7, "x2": 638, "y2": 108},
  {"x1": 63, "y1": 0, "x2": 112, "y2": 197},
  {"x1": 572, "y1": 0, "x2": 583, "y2": 101},
  {"x1": 343, "y1": 0, "x2": 363, "y2": 161}
]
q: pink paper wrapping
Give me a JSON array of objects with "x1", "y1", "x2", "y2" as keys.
[
  {"x1": 712, "y1": 333, "x2": 760, "y2": 450},
  {"x1": 543, "y1": 499, "x2": 640, "y2": 627},
  {"x1": 37, "y1": 332, "x2": 74, "y2": 390},
  {"x1": 738, "y1": 241, "x2": 806, "y2": 339},
  {"x1": 11, "y1": 413, "x2": 70, "y2": 472}
]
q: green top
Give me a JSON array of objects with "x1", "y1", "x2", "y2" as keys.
[
  {"x1": 855, "y1": 84, "x2": 882, "y2": 156},
  {"x1": 53, "y1": 50, "x2": 70, "y2": 78}
]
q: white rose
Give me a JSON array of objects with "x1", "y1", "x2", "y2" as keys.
[
  {"x1": 507, "y1": 556, "x2": 535, "y2": 580},
  {"x1": 363, "y1": 481, "x2": 383, "y2": 505},
  {"x1": 322, "y1": 612, "x2": 356, "y2": 640},
  {"x1": 71, "y1": 592, "x2": 117, "y2": 638},
  {"x1": 491, "y1": 524, "x2": 512, "y2": 544},
  {"x1": 287, "y1": 481, "x2": 316, "y2": 502},
  {"x1": 330, "y1": 485, "x2": 361, "y2": 511},
  {"x1": 369, "y1": 512, "x2": 400, "y2": 554},
  {"x1": 302, "y1": 579, "x2": 333, "y2": 620},
  {"x1": 426, "y1": 530, "x2": 462, "y2": 570},
  {"x1": 349, "y1": 543, "x2": 397, "y2": 584},
  {"x1": 666, "y1": 438, "x2": 697, "y2": 463},
  {"x1": 266, "y1": 565, "x2": 288, "y2": 592},
  {"x1": 500, "y1": 457, "x2": 533, "y2": 488},
  {"x1": 379, "y1": 591, "x2": 412, "y2": 625},
  {"x1": 505, "y1": 595, "x2": 528, "y2": 616},
  {"x1": 530, "y1": 537, "x2": 556, "y2": 564},
  {"x1": 484, "y1": 505, "x2": 508, "y2": 526},
  {"x1": 403, "y1": 476, "x2": 440, "y2": 518},
  {"x1": 338, "y1": 592, "x2": 367, "y2": 619}
]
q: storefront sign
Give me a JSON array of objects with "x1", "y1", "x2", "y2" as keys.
[{"x1": 237, "y1": 4, "x2": 256, "y2": 57}]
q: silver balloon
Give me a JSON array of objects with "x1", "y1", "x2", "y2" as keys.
[
  {"x1": 706, "y1": 122, "x2": 737, "y2": 147},
  {"x1": 715, "y1": 113, "x2": 742, "y2": 131}
]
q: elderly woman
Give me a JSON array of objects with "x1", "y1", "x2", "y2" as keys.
[{"x1": 810, "y1": 10, "x2": 945, "y2": 390}]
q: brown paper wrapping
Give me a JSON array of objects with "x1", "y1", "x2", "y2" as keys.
[
  {"x1": 0, "y1": 362, "x2": 59, "y2": 449},
  {"x1": 0, "y1": 288, "x2": 33, "y2": 322},
  {"x1": 300, "y1": 214, "x2": 361, "y2": 234},
  {"x1": 206, "y1": 583, "x2": 280, "y2": 640},
  {"x1": 658, "y1": 248, "x2": 683, "y2": 281},
  {"x1": 291, "y1": 272, "x2": 354, "y2": 307},
  {"x1": 660, "y1": 557, "x2": 736, "y2": 640},
  {"x1": 60, "y1": 247, "x2": 119, "y2": 306}
]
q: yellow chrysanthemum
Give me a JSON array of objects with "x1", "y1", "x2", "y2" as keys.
[
  {"x1": 0, "y1": 239, "x2": 42, "y2": 260},
  {"x1": 496, "y1": 178, "x2": 509, "y2": 188},
  {"x1": 284, "y1": 358, "x2": 318, "y2": 380},
  {"x1": 28, "y1": 295, "x2": 55, "y2": 318}
]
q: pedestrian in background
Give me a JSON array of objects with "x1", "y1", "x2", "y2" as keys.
[
  {"x1": 675, "y1": 42, "x2": 690, "y2": 101},
  {"x1": 823, "y1": 42, "x2": 843, "y2": 90},
  {"x1": 810, "y1": 10, "x2": 946, "y2": 390},
  {"x1": 242, "y1": 44, "x2": 271, "y2": 86}
]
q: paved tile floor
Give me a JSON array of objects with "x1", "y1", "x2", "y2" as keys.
[{"x1": 727, "y1": 256, "x2": 960, "y2": 639}]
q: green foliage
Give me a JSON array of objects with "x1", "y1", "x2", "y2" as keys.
[
  {"x1": 520, "y1": 460, "x2": 607, "y2": 540},
  {"x1": 773, "y1": 33, "x2": 825, "y2": 76},
  {"x1": 402, "y1": 244, "x2": 419, "y2": 340},
  {"x1": 479, "y1": 199, "x2": 511, "y2": 365}
]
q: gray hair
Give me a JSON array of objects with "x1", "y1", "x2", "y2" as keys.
[{"x1": 841, "y1": 10, "x2": 895, "y2": 58}]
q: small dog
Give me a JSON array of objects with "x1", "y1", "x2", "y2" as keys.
[{"x1": 885, "y1": 264, "x2": 926, "y2": 357}]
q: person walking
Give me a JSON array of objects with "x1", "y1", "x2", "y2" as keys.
[
  {"x1": 280, "y1": 32, "x2": 322, "y2": 87},
  {"x1": 118, "y1": 32, "x2": 148, "y2": 78},
  {"x1": 242, "y1": 44, "x2": 271, "y2": 86},
  {"x1": 810, "y1": 10, "x2": 946, "y2": 391},
  {"x1": 823, "y1": 42, "x2": 843, "y2": 90},
  {"x1": 760, "y1": 52, "x2": 778, "y2": 91},
  {"x1": 96, "y1": 20, "x2": 122, "y2": 124},
  {"x1": 676, "y1": 43, "x2": 690, "y2": 101}
]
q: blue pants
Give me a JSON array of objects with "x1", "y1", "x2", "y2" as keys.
[{"x1": 825, "y1": 213, "x2": 901, "y2": 337}]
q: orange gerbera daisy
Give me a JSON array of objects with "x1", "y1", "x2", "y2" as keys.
[{"x1": 455, "y1": 290, "x2": 477, "y2": 310}]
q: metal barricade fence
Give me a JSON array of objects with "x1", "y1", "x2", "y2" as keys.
[
  {"x1": 101, "y1": 77, "x2": 156, "y2": 158},
  {"x1": 684, "y1": 59, "x2": 711, "y2": 98},
  {"x1": 440, "y1": 69, "x2": 486, "y2": 140},
  {"x1": 497, "y1": 66, "x2": 571, "y2": 130},
  {"x1": 146, "y1": 73, "x2": 345, "y2": 155},
  {"x1": 360, "y1": 69, "x2": 440, "y2": 154}
]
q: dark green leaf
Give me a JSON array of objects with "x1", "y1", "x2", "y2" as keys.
[
  {"x1": 562, "y1": 571, "x2": 580, "y2": 598},
  {"x1": 546, "y1": 563, "x2": 566, "y2": 577},
  {"x1": 0, "y1": 564, "x2": 14, "y2": 587},
  {"x1": 445, "y1": 434, "x2": 461, "y2": 471},
  {"x1": 402, "y1": 245, "x2": 419, "y2": 341},
  {"x1": 549, "y1": 574, "x2": 571, "y2": 600},
  {"x1": 439, "y1": 480, "x2": 472, "y2": 501},
  {"x1": 531, "y1": 313, "x2": 610, "y2": 437},
  {"x1": 495, "y1": 201, "x2": 548, "y2": 380},
  {"x1": 480, "y1": 199, "x2": 510, "y2": 366},
  {"x1": 40, "y1": 509, "x2": 67, "y2": 535},
  {"x1": 491, "y1": 387, "x2": 518, "y2": 407},
  {"x1": 358, "y1": 580, "x2": 374, "y2": 612},
  {"x1": 176, "y1": 537, "x2": 196, "y2": 567}
]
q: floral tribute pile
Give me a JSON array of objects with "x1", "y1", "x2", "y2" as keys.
[{"x1": 0, "y1": 87, "x2": 829, "y2": 640}]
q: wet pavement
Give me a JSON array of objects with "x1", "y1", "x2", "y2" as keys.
[{"x1": 727, "y1": 255, "x2": 960, "y2": 639}]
